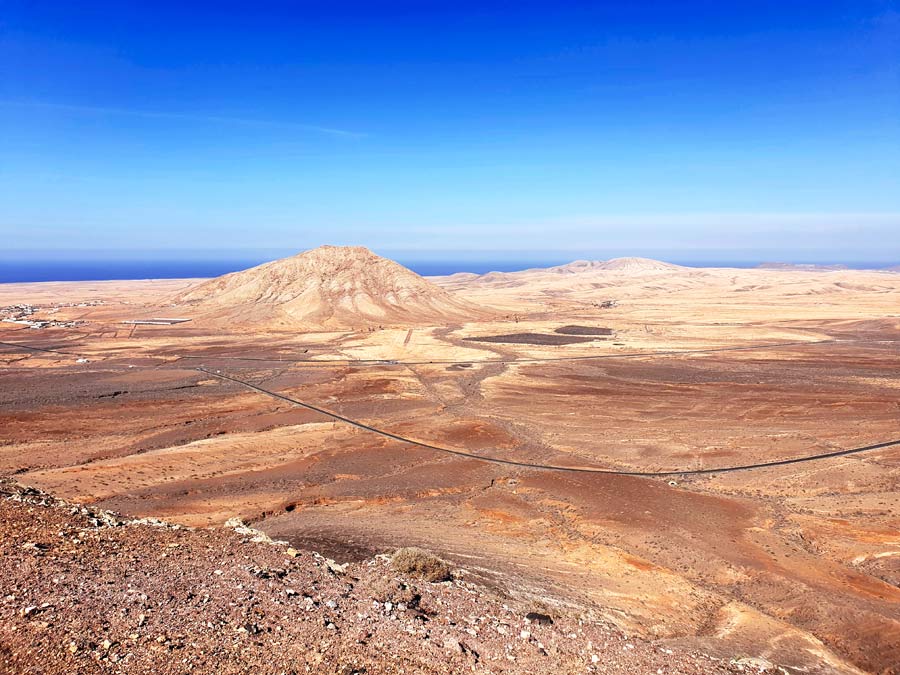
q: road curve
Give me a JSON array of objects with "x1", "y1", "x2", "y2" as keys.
[{"x1": 197, "y1": 367, "x2": 900, "y2": 477}]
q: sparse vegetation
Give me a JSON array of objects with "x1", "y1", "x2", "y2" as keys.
[
  {"x1": 390, "y1": 547, "x2": 453, "y2": 582},
  {"x1": 370, "y1": 577, "x2": 421, "y2": 607}
]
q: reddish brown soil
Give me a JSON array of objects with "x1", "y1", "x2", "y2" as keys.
[{"x1": 3, "y1": 273, "x2": 900, "y2": 675}]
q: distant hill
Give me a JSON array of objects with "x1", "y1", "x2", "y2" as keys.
[
  {"x1": 549, "y1": 257, "x2": 683, "y2": 274},
  {"x1": 756, "y1": 262, "x2": 849, "y2": 271},
  {"x1": 173, "y1": 246, "x2": 488, "y2": 328}
]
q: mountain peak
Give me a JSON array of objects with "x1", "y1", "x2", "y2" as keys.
[
  {"x1": 173, "y1": 246, "x2": 487, "y2": 328},
  {"x1": 293, "y1": 244, "x2": 377, "y2": 259},
  {"x1": 597, "y1": 257, "x2": 682, "y2": 272}
]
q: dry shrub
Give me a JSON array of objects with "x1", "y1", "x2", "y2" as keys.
[
  {"x1": 370, "y1": 577, "x2": 421, "y2": 607},
  {"x1": 390, "y1": 547, "x2": 452, "y2": 582}
]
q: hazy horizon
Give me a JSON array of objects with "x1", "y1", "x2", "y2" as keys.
[
  {"x1": 3, "y1": 244, "x2": 900, "y2": 266},
  {"x1": 1, "y1": 248, "x2": 897, "y2": 285}
]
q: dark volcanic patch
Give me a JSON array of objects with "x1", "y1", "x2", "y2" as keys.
[
  {"x1": 554, "y1": 325, "x2": 615, "y2": 336},
  {"x1": 463, "y1": 333, "x2": 596, "y2": 345}
]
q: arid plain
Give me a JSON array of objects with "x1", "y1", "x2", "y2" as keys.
[{"x1": 2, "y1": 247, "x2": 899, "y2": 674}]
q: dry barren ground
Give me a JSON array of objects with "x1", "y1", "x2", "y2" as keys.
[{"x1": 1, "y1": 265, "x2": 899, "y2": 674}]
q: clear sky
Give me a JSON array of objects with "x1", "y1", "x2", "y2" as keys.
[{"x1": 1, "y1": 1, "x2": 898, "y2": 263}]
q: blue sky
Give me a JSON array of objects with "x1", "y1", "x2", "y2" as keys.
[{"x1": 1, "y1": 1, "x2": 898, "y2": 263}]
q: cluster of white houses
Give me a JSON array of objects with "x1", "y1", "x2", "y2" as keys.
[{"x1": 0, "y1": 304, "x2": 87, "y2": 329}]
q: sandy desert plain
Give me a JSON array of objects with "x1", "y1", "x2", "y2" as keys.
[{"x1": 1, "y1": 246, "x2": 899, "y2": 674}]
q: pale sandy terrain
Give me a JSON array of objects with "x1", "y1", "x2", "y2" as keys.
[{"x1": 2, "y1": 250, "x2": 899, "y2": 674}]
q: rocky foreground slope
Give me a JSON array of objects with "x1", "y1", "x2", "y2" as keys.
[{"x1": 0, "y1": 480, "x2": 750, "y2": 675}]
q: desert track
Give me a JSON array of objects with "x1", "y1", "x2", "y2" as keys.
[
  {"x1": 0, "y1": 339, "x2": 80, "y2": 356},
  {"x1": 198, "y1": 367, "x2": 900, "y2": 477}
]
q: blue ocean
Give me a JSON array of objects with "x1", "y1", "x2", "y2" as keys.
[
  {"x1": 0, "y1": 259, "x2": 567, "y2": 283},
  {"x1": 0, "y1": 259, "x2": 891, "y2": 284}
]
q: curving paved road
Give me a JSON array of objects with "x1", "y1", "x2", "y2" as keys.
[{"x1": 197, "y1": 367, "x2": 900, "y2": 477}]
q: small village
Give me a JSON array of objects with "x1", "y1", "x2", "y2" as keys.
[{"x1": 0, "y1": 302, "x2": 96, "y2": 329}]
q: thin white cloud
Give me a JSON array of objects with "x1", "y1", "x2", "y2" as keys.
[
  {"x1": 359, "y1": 213, "x2": 900, "y2": 254},
  {"x1": 0, "y1": 100, "x2": 365, "y2": 139}
]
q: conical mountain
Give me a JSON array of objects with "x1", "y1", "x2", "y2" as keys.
[
  {"x1": 595, "y1": 257, "x2": 684, "y2": 272},
  {"x1": 173, "y1": 246, "x2": 488, "y2": 328}
]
